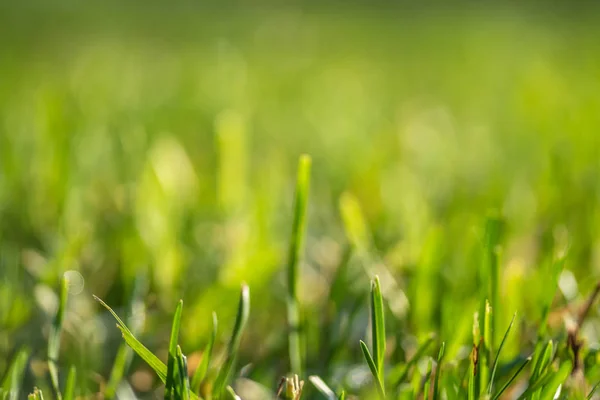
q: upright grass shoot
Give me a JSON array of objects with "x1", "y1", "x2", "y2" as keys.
[
  {"x1": 191, "y1": 312, "x2": 218, "y2": 394},
  {"x1": 286, "y1": 154, "x2": 311, "y2": 377},
  {"x1": 212, "y1": 284, "x2": 250, "y2": 399},
  {"x1": 166, "y1": 300, "x2": 184, "y2": 399},
  {"x1": 48, "y1": 276, "x2": 68, "y2": 400}
]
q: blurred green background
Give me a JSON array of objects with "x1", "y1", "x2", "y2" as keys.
[{"x1": 1, "y1": 1, "x2": 600, "y2": 396}]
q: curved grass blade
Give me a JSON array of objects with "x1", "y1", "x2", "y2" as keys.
[
  {"x1": 360, "y1": 340, "x2": 385, "y2": 400},
  {"x1": 492, "y1": 357, "x2": 531, "y2": 400},
  {"x1": 1, "y1": 347, "x2": 30, "y2": 400},
  {"x1": 213, "y1": 285, "x2": 250, "y2": 398},
  {"x1": 176, "y1": 345, "x2": 191, "y2": 400},
  {"x1": 338, "y1": 391, "x2": 346, "y2": 400},
  {"x1": 63, "y1": 366, "x2": 76, "y2": 400},
  {"x1": 540, "y1": 361, "x2": 571, "y2": 400},
  {"x1": 225, "y1": 386, "x2": 241, "y2": 400},
  {"x1": 287, "y1": 154, "x2": 311, "y2": 376},
  {"x1": 192, "y1": 312, "x2": 218, "y2": 393},
  {"x1": 48, "y1": 276, "x2": 68, "y2": 400},
  {"x1": 166, "y1": 300, "x2": 184, "y2": 399},
  {"x1": 105, "y1": 274, "x2": 148, "y2": 399},
  {"x1": 488, "y1": 312, "x2": 517, "y2": 395},
  {"x1": 432, "y1": 342, "x2": 445, "y2": 400},
  {"x1": 309, "y1": 375, "x2": 336, "y2": 400},
  {"x1": 370, "y1": 276, "x2": 386, "y2": 381},
  {"x1": 389, "y1": 333, "x2": 435, "y2": 387},
  {"x1": 588, "y1": 381, "x2": 600, "y2": 400}
]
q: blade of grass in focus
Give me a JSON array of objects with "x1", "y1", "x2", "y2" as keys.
[
  {"x1": 488, "y1": 312, "x2": 517, "y2": 395},
  {"x1": 176, "y1": 345, "x2": 191, "y2": 400},
  {"x1": 166, "y1": 300, "x2": 184, "y2": 399},
  {"x1": 192, "y1": 312, "x2": 218, "y2": 394},
  {"x1": 360, "y1": 340, "x2": 385, "y2": 400},
  {"x1": 105, "y1": 274, "x2": 148, "y2": 399},
  {"x1": 213, "y1": 284, "x2": 250, "y2": 399},
  {"x1": 492, "y1": 357, "x2": 531, "y2": 400},
  {"x1": 286, "y1": 154, "x2": 311, "y2": 377},
  {"x1": 48, "y1": 276, "x2": 68, "y2": 400},
  {"x1": 370, "y1": 276, "x2": 386, "y2": 382},
  {"x1": 63, "y1": 366, "x2": 76, "y2": 400}
]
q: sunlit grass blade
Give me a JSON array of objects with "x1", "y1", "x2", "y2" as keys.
[
  {"x1": 48, "y1": 276, "x2": 68, "y2": 400},
  {"x1": 539, "y1": 361, "x2": 571, "y2": 400},
  {"x1": 480, "y1": 300, "x2": 492, "y2": 395},
  {"x1": 424, "y1": 358, "x2": 433, "y2": 400},
  {"x1": 63, "y1": 366, "x2": 76, "y2": 400},
  {"x1": 166, "y1": 300, "x2": 184, "y2": 399},
  {"x1": 338, "y1": 391, "x2": 346, "y2": 400},
  {"x1": 192, "y1": 311, "x2": 218, "y2": 393},
  {"x1": 225, "y1": 386, "x2": 241, "y2": 400},
  {"x1": 1, "y1": 347, "x2": 30, "y2": 400},
  {"x1": 105, "y1": 274, "x2": 148, "y2": 399},
  {"x1": 287, "y1": 154, "x2": 311, "y2": 376},
  {"x1": 432, "y1": 342, "x2": 445, "y2": 400},
  {"x1": 389, "y1": 333, "x2": 435, "y2": 387},
  {"x1": 370, "y1": 276, "x2": 386, "y2": 381},
  {"x1": 309, "y1": 375, "x2": 336, "y2": 399},
  {"x1": 93, "y1": 295, "x2": 167, "y2": 381},
  {"x1": 483, "y1": 213, "x2": 503, "y2": 350},
  {"x1": 360, "y1": 340, "x2": 385, "y2": 400},
  {"x1": 176, "y1": 345, "x2": 191, "y2": 400},
  {"x1": 488, "y1": 312, "x2": 517, "y2": 394},
  {"x1": 531, "y1": 340, "x2": 554, "y2": 383},
  {"x1": 492, "y1": 356, "x2": 531, "y2": 400},
  {"x1": 467, "y1": 362, "x2": 475, "y2": 400},
  {"x1": 213, "y1": 284, "x2": 250, "y2": 398}
]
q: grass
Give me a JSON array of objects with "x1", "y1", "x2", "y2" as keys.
[{"x1": 2, "y1": 2, "x2": 600, "y2": 399}]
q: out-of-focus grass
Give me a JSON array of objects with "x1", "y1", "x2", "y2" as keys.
[{"x1": 1, "y1": 1, "x2": 600, "y2": 398}]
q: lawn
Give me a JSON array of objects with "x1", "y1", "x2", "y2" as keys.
[{"x1": 1, "y1": 2, "x2": 600, "y2": 399}]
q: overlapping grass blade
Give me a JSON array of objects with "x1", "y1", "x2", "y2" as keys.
[
  {"x1": 225, "y1": 386, "x2": 241, "y2": 400},
  {"x1": 370, "y1": 276, "x2": 386, "y2": 381},
  {"x1": 492, "y1": 357, "x2": 531, "y2": 400},
  {"x1": 166, "y1": 300, "x2": 184, "y2": 399},
  {"x1": 359, "y1": 340, "x2": 385, "y2": 400},
  {"x1": 432, "y1": 342, "x2": 445, "y2": 400},
  {"x1": 309, "y1": 375, "x2": 336, "y2": 399},
  {"x1": 176, "y1": 345, "x2": 191, "y2": 400},
  {"x1": 105, "y1": 274, "x2": 148, "y2": 399},
  {"x1": 213, "y1": 284, "x2": 250, "y2": 398},
  {"x1": 1, "y1": 347, "x2": 29, "y2": 400},
  {"x1": 539, "y1": 361, "x2": 571, "y2": 400},
  {"x1": 63, "y1": 366, "x2": 76, "y2": 400},
  {"x1": 286, "y1": 154, "x2": 311, "y2": 376},
  {"x1": 488, "y1": 312, "x2": 517, "y2": 395},
  {"x1": 192, "y1": 311, "x2": 218, "y2": 393},
  {"x1": 48, "y1": 276, "x2": 68, "y2": 400}
]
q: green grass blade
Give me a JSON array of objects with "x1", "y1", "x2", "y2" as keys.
[
  {"x1": 588, "y1": 381, "x2": 600, "y2": 400},
  {"x1": 309, "y1": 375, "x2": 336, "y2": 400},
  {"x1": 213, "y1": 284, "x2": 250, "y2": 398},
  {"x1": 432, "y1": 342, "x2": 445, "y2": 400},
  {"x1": 287, "y1": 154, "x2": 311, "y2": 376},
  {"x1": 1, "y1": 347, "x2": 30, "y2": 400},
  {"x1": 370, "y1": 276, "x2": 386, "y2": 381},
  {"x1": 338, "y1": 391, "x2": 345, "y2": 400},
  {"x1": 360, "y1": 340, "x2": 385, "y2": 400},
  {"x1": 389, "y1": 333, "x2": 435, "y2": 387},
  {"x1": 480, "y1": 300, "x2": 492, "y2": 395},
  {"x1": 166, "y1": 300, "x2": 184, "y2": 399},
  {"x1": 63, "y1": 366, "x2": 76, "y2": 400},
  {"x1": 492, "y1": 357, "x2": 531, "y2": 400},
  {"x1": 48, "y1": 276, "x2": 68, "y2": 400},
  {"x1": 540, "y1": 361, "x2": 571, "y2": 400},
  {"x1": 94, "y1": 295, "x2": 167, "y2": 381},
  {"x1": 105, "y1": 274, "x2": 148, "y2": 399},
  {"x1": 467, "y1": 362, "x2": 475, "y2": 400},
  {"x1": 483, "y1": 213, "x2": 503, "y2": 351},
  {"x1": 531, "y1": 340, "x2": 554, "y2": 382},
  {"x1": 176, "y1": 345, "x2": 191, "y2": 400},
  {"x1": 225, "y1": 386, "x2": 241, "y2": 400},
  {"x1": 28, "y1": 388, "x2": 44, "y2": 400},
  {"x1": 424, "y1": 358, "x2": 433, "y2": 400},
  {"x1": 488, "y1": 312, "x2": 517, "y2": 394},
  {"x1": 192, "y1": 311, "x2": 218, "y2": 393}
]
